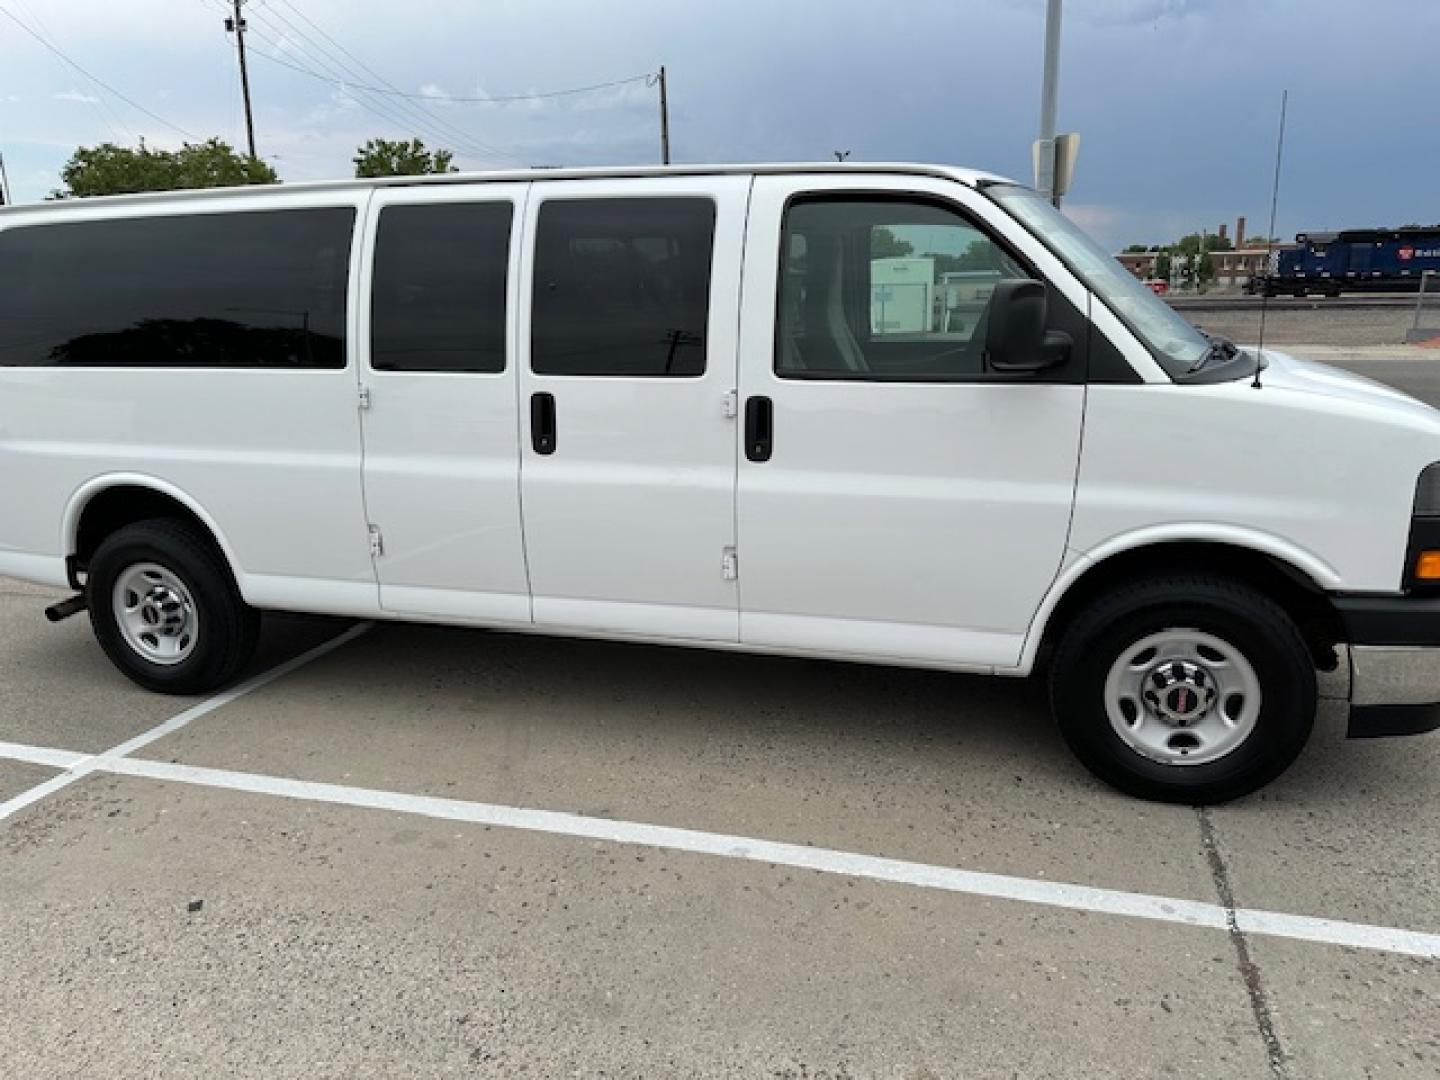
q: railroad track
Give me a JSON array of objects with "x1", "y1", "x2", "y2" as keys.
[{"x1": 1167, "y1": 294, "x2": 1425, "y2": 312}]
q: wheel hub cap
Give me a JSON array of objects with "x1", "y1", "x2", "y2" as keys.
[
  {"x1": 112, "y1": 563, "x2": 198, "y2": 666},
  {"x1": 1103, "y1": 629, "x2": 1262, "y2": 766},
  {"x1": 1144, "y1": 661, "x2": 1217, "y2": 727}
]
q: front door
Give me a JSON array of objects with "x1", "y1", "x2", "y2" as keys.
[
  {"x1": 518, "y1": 176, "x2": 749, "y2": 641},
  {"x1": 736, "y1": 175, "x2": 1088, "y2": 669},
  {"x1": 359, "y1": 184, "x2": 531, "y2": 622}
]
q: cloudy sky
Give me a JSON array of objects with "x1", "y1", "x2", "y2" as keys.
[{"x1": 2, "y1": 0, "x2": 1436, "y2": 249}]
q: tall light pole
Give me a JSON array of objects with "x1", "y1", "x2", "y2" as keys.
[{"x1": 1035, "y1": 0, "x2": 1063, "y2": 204}]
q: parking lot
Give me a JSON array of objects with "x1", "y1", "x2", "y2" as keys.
[{"x1": 3, "y1": 351, "x2": 1439, "y2": 1079}]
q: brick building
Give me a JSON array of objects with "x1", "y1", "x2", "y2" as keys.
[{"x1": 1115, "y1": 216, "x2": 1289, "y2": 288}]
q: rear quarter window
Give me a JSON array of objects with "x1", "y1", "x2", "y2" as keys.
[{"x1": 0, "y1": 207, "x2": 355, "y2": 369}]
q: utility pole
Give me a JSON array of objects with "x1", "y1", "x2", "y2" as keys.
[
  {"x1": 225, "y1": 0, "x2": 258, "y2": 160},
  {"x1": 0, "y1": 152, "x2": 10, "y2": 206},
  {"x1": 1035, "y1": 0, "x2": 1062, "y2": 204},
  {"x1": 657, "y1": 65, "x2": 670, "y2": 165}
]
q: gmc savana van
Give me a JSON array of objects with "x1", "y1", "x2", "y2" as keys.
[{"x1": 2, "y1": 163, "x2": 1438, "y2": 803}]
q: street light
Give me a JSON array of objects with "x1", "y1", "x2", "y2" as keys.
[{"x1": 1033, "y1": 0, "x2": 1079, "y2": 207}]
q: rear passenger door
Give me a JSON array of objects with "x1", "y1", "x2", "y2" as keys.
[
  {"x1": 358, "y1": 184, "x2": 531, "y2": 623},
  {"x1": 518, "y1": 177, "x2": 748, "y2": 641}
]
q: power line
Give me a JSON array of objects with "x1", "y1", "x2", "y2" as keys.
[
  {"x1": 242, "y1": 22, "x2": 476, "y2": 154},
  {"x1": 248, "y1": 1, "x2": 522, "y2": 162},
  {"x1": 0, "y1": 3, "x2": 198, "y2": 141},
  {"x1": 9, "y1": 0, "x2": 133, "y2": 143},
  {"x1": 242, "y1": 5, "x2": 525, "y2": 164},
  {"x1": 243, "y1": 21, "x2": 518, "y2": 165},
  {"x1": 244, "y1": 44, "x2": 652, "y2": 104},
  {"x1": 256, "y1": 0, "x2": 650, "y2": 166},
  {"x1": 269, "y1": 0, "x2": 648, "y2": 105}
]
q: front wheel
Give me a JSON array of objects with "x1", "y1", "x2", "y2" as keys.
[
  {"x1": 87, "y1": 519, "x2": 260, "y2": 694},
  {"x1": 1049, "y1": 576, "x2": 1316, "y2": 803}
]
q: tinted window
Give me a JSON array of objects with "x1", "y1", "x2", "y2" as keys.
[
  {"x1": 0, "y1": 208, "x2": 354, "y2": 369},
  {"x1": 371, "y1": 202, "x2": 511, "y2": 373},
  {"x1": 778, "y1": 199, "x2": 1028, "y2": 380},
  {"x1": 532, "y1": 198, "x2": 714, "y2": 377}
]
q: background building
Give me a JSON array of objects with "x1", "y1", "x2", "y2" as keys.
[{"x1": 1116, "y1": 215, "x2": 1294, "y2": 288}]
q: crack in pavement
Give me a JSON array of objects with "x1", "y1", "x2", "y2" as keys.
[{"x1": 1197, "y1": 805, "x2": 1289, "y2": 1078}]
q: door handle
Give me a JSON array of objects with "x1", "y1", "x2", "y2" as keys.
[
  {"x1": 744, "y1": 396, "x2": 773, "y2": 462},
  {"x1": 531, "y1": 392, "x2": 556, "y2": 455}
]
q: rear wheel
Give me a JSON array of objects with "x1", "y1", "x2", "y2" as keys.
[
  {"x1": 87, "y1": 519, "x2": 259, "y2": 694},
  {"x1": 1049, "y1": 576, "x2": 1316, "y2": 803}
]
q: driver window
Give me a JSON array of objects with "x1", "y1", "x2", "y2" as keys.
[{"x1": 776, "y1": 198, "x2": 1028, "y2": 379}]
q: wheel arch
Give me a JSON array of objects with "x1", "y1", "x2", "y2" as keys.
[
  {"x1": 1022, "y1": 529, "x2": 1346, "y2": 675},
  {"x1": 64, "y1": 475, "x2": 245, "y2": 592}
]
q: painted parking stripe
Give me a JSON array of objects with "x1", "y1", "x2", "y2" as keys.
[
  {"x1": 97, "y1": 621, "x2": 372, "y2": 763},
  {"x1": 2, "y1": 749, "x2": 1418, "y2": 962},
  {"x1": 0, "y1": 741, "x2": 88, "y2": 769},
  {"x1": 0, "y1": 622, "x2": 371, "y2": 823}
]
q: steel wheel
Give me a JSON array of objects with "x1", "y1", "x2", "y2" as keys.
[
  {"x1": 111, "y1": 561, "x2": 200, "y2": 666},
  {"x1": 1103, "y1": 628, "x2": 1261, "y2": 766}
]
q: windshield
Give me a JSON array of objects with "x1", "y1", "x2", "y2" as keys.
[{"x1": 986, "y1": 184, "x2": 1210, "y2": 377}]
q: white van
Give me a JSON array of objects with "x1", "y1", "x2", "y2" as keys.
[{"x1": 2, "y1": 163, "x2": 1438, "y2": 803}]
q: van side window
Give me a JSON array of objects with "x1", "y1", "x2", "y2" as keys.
[
  {"x1": 532, "y1": 198, "x2": 714, "y2": 377},
  {"x1": 776, "y1": 199, "x2": 1029, "y2": 379},
  {"x1": 371, "y1": 202, "x2": 511, "y2": 373},
  {"x1": 0, "y1": 208, "x2": 354, "y2": 369}
]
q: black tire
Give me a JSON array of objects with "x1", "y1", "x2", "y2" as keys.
[
  {"x1": 86, "y1": 519, "x2": 260, "y2": 695},
  {"x1": 1049, "y1": 576, "x2": 1316, "y2": 804}
]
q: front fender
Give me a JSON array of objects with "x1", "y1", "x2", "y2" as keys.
[{"x1": 1013, "y1": 524, "x2": 1341, "y2": 674}]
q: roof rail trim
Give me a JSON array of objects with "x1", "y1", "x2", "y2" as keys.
[{"x1": 0, "y1": 162, "x2": 1015, "y2": 215}]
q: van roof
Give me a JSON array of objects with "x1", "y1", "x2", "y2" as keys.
[{"x1": 0, "y1": 161, "x2": 1014, "y2": 215}]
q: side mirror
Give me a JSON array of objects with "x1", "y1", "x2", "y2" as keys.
[{"x1": 985, "y1": 279, "x2": 1072, "y2": 373}]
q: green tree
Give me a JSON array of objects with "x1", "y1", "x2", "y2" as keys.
[
  {"x1": 925, "y1": 239, "x2": 1005, "y2": 275},
  {"x1": 870, "y1": 226, "x2": 914, "y2": 258},
  {"x1": 1122, "y1": 244, "x2": 1151, "y2": 253},
  {"x1": 1174, "y1": 232, "x2": 1232, "y2": 257},
  {"x1": 54, "y1": 139, "x2": 277, "y2": 198},
  {"x1": 1153, "y1": 251, "x2": 1172, "y2": 282},
  {"x1": 353, "y1": 137, "x2": 457, "y2": 178}
]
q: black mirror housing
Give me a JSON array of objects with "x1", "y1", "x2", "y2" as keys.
[{"x1": 985, "y1": 278, "x2": 1072, "y2": 373}]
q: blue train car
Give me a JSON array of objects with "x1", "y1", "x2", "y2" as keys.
[{"x1": 1246, "y1": 227, "x2": 1440, "y2": 296}]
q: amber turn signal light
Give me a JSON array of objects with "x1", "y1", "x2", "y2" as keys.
[{"x1": 1416, "y1": 551, "x2": 1440, "y2": 580}]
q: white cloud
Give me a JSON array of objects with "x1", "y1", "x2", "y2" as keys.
[{"x1": 53, "y1": 90, "x2": 102, "y2": 104}]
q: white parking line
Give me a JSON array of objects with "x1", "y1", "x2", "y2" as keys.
[
  {"x1": 0, "y1": 742, "x2": 88, "y2": 769},
  {"x1": 2, "y1": 737, "x2": 1437, "y2": 961},
  {"x1": 0, "y1": 622, "x2": 371, "y2": 823}
]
